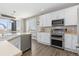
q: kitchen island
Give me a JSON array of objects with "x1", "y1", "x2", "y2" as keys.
[
  {"x1": 0, "y1": 32, "x2": 31, "y2": 52},
  {"x1": 0, "y1": 40, "x2": 22, "y2": 56}
]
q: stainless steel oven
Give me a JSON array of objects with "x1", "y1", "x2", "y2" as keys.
[
  {"x1": 51, "y1": 27, "x2": 64, "y2": 48},
  {"x1": 51, "y1": 19, "x2": 64, "y2": 49},
  {"x1": 52, "y1": 19, "x2": 64, "y2": 26}
]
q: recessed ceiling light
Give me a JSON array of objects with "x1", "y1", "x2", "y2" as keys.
[
  {"x1": 13, "y1": 10, "x2": 16, "y2": 13},
  {"x1": 40, "y1": 9, "x2": 45, "y2": 11}
]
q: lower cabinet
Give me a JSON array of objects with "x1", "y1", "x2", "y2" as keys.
[
  {"x1": 64, "y1": 34, "x2": 72, "y2": 49},
  {"x1": 31, "y1": 31, "x2": 37, "y2": 39},
  {"x1": 37, "y1": 32, "x2": 50, "y2": 45},
  {"x1": 37, "y1": 32, "x2": 41, "y2": 42},
  {"x1": 8, "y1": 34, "x2": 31, "y2": 52},
  {"x1": 21, "y1": 34, "x2": 31, "y2": 51},
  {"x1": 64, "y1": 34, "x2": 78, "y2": 52},
  {"x1": 72, "y1": 35, "x2": 78, "y2": 50}
]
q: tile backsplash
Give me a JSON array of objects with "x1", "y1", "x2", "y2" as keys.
[
  {"x1": 65, "y1": 25, "x2": 77, "y2": 34},
  {"x1": 39, "y1": 25, "x2": 77, "y2": 34},
  {"x1": 39, "y1": 27, "x2": 51, "y2": 33}
]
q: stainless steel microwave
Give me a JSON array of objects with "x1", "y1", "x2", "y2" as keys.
[{"x1": 52, "y1": 19, "x2": 64, "y2": 26}]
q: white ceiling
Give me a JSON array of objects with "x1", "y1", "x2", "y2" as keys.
[{"x1": 0, "y1": 3, "x2": 78, "y2": 19}]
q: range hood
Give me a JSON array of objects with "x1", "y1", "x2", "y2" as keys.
[{"x1": 0, "y1": 14, "x2": 16, "y2": 19}]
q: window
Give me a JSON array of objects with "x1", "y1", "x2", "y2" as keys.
[{"x1": 0, "y1": 19, "x2": 12, "y2": 31}]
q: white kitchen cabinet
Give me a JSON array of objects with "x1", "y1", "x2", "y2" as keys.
[
  {"x1": 51, "y1": 12, "x2": 57, "y2": 20},
  {"x1": 39, "y1": 15, "x2": 45, "y2": 27},
  {"x1": 64, "y1": 34, "x2": 72, "y2": 49},
  {"x1": 57, "y1": 10, "x2": 65, "y2": 19},
  {"x1": 50, "y1": 5, "x2": 78, "y2": 26},
  {"x1": 51, "y1": 10, "x2": 65, "y2": 20},
  {"x1": 41, "y1": 33, "x2": 50, "y2": 45},
  {"x1": 37, "y1": 32, "x2": 50, "y2": 45},
  {"x1": 39, "y1": 9, "x2": 65, "y2": 27},
  {"x1": 39, "y1": 13, "x2": 52, "y2": 27},
  {"x1": 72, "y1": 35, "x2": 78, "y2": 50},
  {"x1": 44, "y1": 13, "x2": 52, "y2": 26},
  {"x1": 39, "y1": 5, "x2": 79, "y2": 26},
  {"x1": 64, "y1": 6, "x2": 78, "y2": 25},
  {"x1": 64, "y1": 34, "x2": 78, "y2": 52},
  {"x1": 50, "y1": 9, "x2": 65, "y2": 22},
  {"x1": 37, "y1": 32, "x2": 41, "y2": 42},
  {"x1": 31, "y1": 31, "x2": 37, "y2": 39}
]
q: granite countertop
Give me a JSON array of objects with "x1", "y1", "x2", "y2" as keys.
[
  {"x1": 0, "y1": 32, "x2": 31, "y2": 41},
  {"x1": 0, "y1": 40, "x2": 22, "y2": 56},
  {"x1": 65, "y1": 32, "x2": 77, "y2": 35}
]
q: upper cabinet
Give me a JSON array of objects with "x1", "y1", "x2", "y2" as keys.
[
  {"x1": 45, "y1": 13, "x2": 52, "y2": 26},
  {"x1": 39, "y1": 5, "x2": 79, "y2": 27},
  {"x1": 39, "y1": 9, "x2": 65, "y2": 27},
  {"x1": 51, "y1": 9, "x2": 65, "y2": 20},
  {"x1": 39, "y1": 15, "x2": 45, "y2": 27},
  {"x1": 64, "y1": 6, "x2": 78, "y2": 26},
  {"x1": 39, "y1": 13, "x2": 52, "y2": 27},
  {"x1": 57, "y1": 10, "x2": 65, "y2": 19}
]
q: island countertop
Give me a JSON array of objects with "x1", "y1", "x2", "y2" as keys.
[
  {"x1": 0, "y1": 40, "x2": 22, "y2": 56},
  {"x1": 0, "y1": 32, "x2": 31, "y2": 41}
]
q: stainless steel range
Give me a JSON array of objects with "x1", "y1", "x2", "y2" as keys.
[{"x1": 51, "y1": 19, "x2": 64, "y2": 49}]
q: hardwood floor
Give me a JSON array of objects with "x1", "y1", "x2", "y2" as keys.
[{"x1": 23, "y1": 39, "x2": 79, "y2": 56}]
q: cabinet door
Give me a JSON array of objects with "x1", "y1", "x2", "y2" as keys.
[
  {"x1": 39, "y1": 15, "x2": 45, "y2": 27},
  {"x1": 38, "y1": 33, "x2": 50, "y2": 45},
  {"x1": 44, "y1": 13, "x2": 52, "y2": 26},
  {"x1": 51, "y1": 12, "x2": 57, "y2": 20},
  {"x1": 72, "y1": 35, "x2": 78, "y2": 50},
  {"x1": 64, "y1": 34, "x2": 78, "y2": 52},
  {"x1": 65, "y1": 6, "x2": 78, "y2": 25},
  {"x1": 51, "y1": 10, "x2": 65, "y2": 20},
  {"x1": 64, "y1": 34, "x2": 72, "y2": 49},
  {"x1": 42, "y1": 33, "x2": 50, "y2": 45},
  {"x1": 57, "y1": 10, "x2": 65, "y2": 19},
  {"x1": 31, "y1": 31, "x2": 37, "y2": 39},
  {"x1": 39, "y1": 14, "x2": 52, "y2": 27},
  {"x1": 37, "y1": 32, "x2": 50, "y2": 45},
  {"x1": 21, "y1": 34, "x2": 31, "y2": 51},
  {"x1": 37, "y1": 32, "x2": 41, "y2": 42}
]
